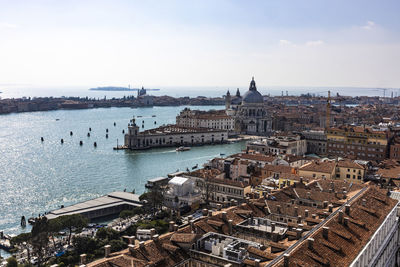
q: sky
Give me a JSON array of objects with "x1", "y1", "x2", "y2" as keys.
[{"x1": 0, "y1": 0, "x2": 399, "y2": 90}]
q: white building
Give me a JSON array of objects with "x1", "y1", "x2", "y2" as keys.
[
  {"x1": 163, "y1": 176, "x2": 202, "y2": 210},
  {"x1": 246, "y1": 134, "x2": 307, "y2": 156},
  {"x1": 176, "y1": 108, "x2": 235, "y2": 131}
]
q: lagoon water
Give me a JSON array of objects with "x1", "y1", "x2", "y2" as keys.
[{"x1": 0, "y1": 105, "x2": 245, "y2": 239}]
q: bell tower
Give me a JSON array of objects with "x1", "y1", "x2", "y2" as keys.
[
  {"x1": 225, "y1": 90, "x2": 231, "y2": 110},
  {"x1": 126, "y1": 117, "x2": 140, "y2": 149}
]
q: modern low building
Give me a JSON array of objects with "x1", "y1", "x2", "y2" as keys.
[
  {"x1": 124, "y1": 118, "x2": 228, "y2": 150},
  {"x1": 163, "y1": 176, "x2": 202, "y2": 211}
]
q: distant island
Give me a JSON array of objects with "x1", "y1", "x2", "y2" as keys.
[{"x1": 89, "y1": 86, "x2": 138, "y2": 91}]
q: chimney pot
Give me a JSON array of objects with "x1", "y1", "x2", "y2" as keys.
[
  {"x1": 105, "y1": 244, "x2": 111, "y2": 257},
  {"x1": 297, "y1": 215, "x2": 302, "y2": 223},
  {"x1": 322, "y1": 226, "x2": 329, "y2": 239},
  {"x1": 80, "y1": 254, "x2": 87, "y2": 265},
  {"x1": 169, "y1": 221, "x2": 175, "y2": 232},
  {"x1": 305, "y1": 209, "x2": 309, "y2": 217},
  {"x1": 345, "y1": 204, "x2": 350, "y2": 215},
  {"x1": 344, "y1": 217, "x2": 349, "y2": 227},
  {"x1": 307, "y1": 192, "x2": 311, "y2": 199},
  {"x1": 328, "y1": 204, "x2": 333, "y2": 212},
  {"x1": 307, "y1": 238, "x2": 314, "y2": 250},
  {"x1": 294, "y1": 206, "x2": 298, "y2": 216},
  {"x1": 152, "y1": 234, "x2": 159, "y2": 241},
  {"x1": 283, "y1": 254, "x2": 290, "y2": 267},
  {"x1": 128, "y1": 244, "x2": 135, "y2": 253},
  {"x1": 139, "y1": 241, "x2": 145, "y2": 249},
  {"x1": 208, "y1": 210, "x2": 213, "y2": 217},
  {"x1": 338, "y1": 210, "x2": 344, "y2": 224},
  {"x1": 222, "y1": 211, "x2": 227, "y2": 221},
  {"x1": 188, "y1": 215, "x2": 193, "y2": 221},
  {"x1": 174, "y1": 224, "x2": 178, "y2": 231},
  {"x1": 311, "y1": 214, "x2": 316, "y2": 219},
  {"x1": 343, "y1": 191, "x2": 347, "y2": 199},
  {"x1": 255, "y1": 259, "x2": 260, "y2": 267},
  {"x1": 323, "y1": 201, "x2": 328, "y2": 208},
  {"x1": 217, "y1": 204, "x2": 222, "y2": 211},
  {"x1": 202, "y1": 209, "x2": 208, "y2": 216},
  {"x1": 228, "y1": 219, "x2": 233, "y2": 235}
]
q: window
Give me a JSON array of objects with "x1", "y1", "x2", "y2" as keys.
[{"x1": 346, "y1": 174, "x2": 350, "y2": 178}]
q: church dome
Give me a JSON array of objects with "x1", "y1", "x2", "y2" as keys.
[{"x1": 242, "y1": 77, "x2": 263, "y2": 104}]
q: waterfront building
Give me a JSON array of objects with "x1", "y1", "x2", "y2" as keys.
[
  {"x1": 124, "y1": 118, "x2": 228, "y2": 149},
  {"x1": 326, "y1": 126, "x2": 388, "y2": 161},
  {"x1": 246, "y1": 133, "x2": 307, "y2": 156},
  {"x1": 225, "y1": 77, "x2": 272, "y2": 136},
  {"x1": 176, "y1": 108, "x2": 235, "y2": 131}
]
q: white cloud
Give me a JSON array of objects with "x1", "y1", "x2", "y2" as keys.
[
  {"x1": 0, "y1": 22, "x2": 18, "y2": 29},
  {"x1": 305, "y1": 40, "x2": 324, "y2": 46},
  {"x1": 362, "y1": 21, "x2": 376, "y2": 30},
  {"x1": 279, "y1": 39, "x2": 292, "y2": 46}
]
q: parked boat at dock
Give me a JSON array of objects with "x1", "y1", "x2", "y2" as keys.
[{"x1": 176, "y1": 146, "x2": 191, "y2": 152}]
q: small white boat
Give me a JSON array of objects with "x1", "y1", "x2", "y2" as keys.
[{"x1": 176, "y1": 146, "x2": 191, "y2": 152}]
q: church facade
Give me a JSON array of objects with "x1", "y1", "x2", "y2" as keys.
[{"x1": 225, "y1": 77, "x2": 272, "y2": 136}]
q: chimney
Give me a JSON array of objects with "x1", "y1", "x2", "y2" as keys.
[
  {"x1": 80, "y1": 254, "x2": 87, "y2": 265},
  {"x1": 323, "y1": 201, "x2": 328, "y2": 208},
  {"x1": 217, "y1": 204, "x2": 222, "y2": 211},
  {"x1": 271, "y1": 222, "x2": 276, "y2": 232},
  {"x1": 343, "y1": 191, "x2": 347, "y2": 199},
  {"x1": 222, "y1": 211, "x2": 227, "y2": 221},
  {"x1": 128, "y1": 236, "x2": 135, "y2": 245},
  {"x1": 328, "y1": 204, "x2": 333, "y2": 212},
  {"x1": 128, "y1": 244, "x2": 135, "y2": 254},
  {"x1": 322, "y1": 227, "x2": 329, "y2": 240},
  {"x1": 329, "y1": 188, "x2": 333, "y2": 193},
  {"x1": 297, "y1": 215, "x2": 302, "y2": 223},
  {"x1": 105, "y1": 245, "x2": 111, "y2": 257},
  {"x1": 291, "y1": 199, "x2": 295, "y2": 204},
  {"x1": 150, "y1": 228, "x2": 156, "y2": 236},
  {"x1": 152, "y1": 234, "x2": 159, "y2": 242},
  {"x1": 230, "y1": 199, "x2": 235, "y2": 206},
  {"x1": 188, "y1": 215, "x2": 193, "y2": 221},
  {"x1": 255, "y1": 259, "x2": 260, "y2": 267},
  {"x1": 296, "y1": 228, "x2": 302, "y2": 239},
  {"x1": 277, "y1": 205, "x2": 281, "y2": 214},
  {"x1": 307, "y1": 192, "x2": 311, "y2": 199},
  {"x1": 311, "y1": 214, "x2": 316, "y2": 219},
  {"x1": 174, "y1": 224, "x2": 178, "y2": 231},
  {"x1": 344, "y1": 217, "x2": 349, "y2": 227},
  {"x1": 345, "y1": 204, "x2": 350, "y2": 215},
  {"x1": 294, "y1": 206, "x2": 298, "y2": 216},
  {"x1": 139, "y1": 241, "x2": 145, "y2": 249},
  {"x1": 307, "y1": 238, "x2": 314, "y2": 250},
  {"x1": 362, "y1": 199, "x2": 366, "y2": 206},
  {"x1": 208, "y1": 210, "x2": 213, "y2": 217},
  {"x1": 283, "y1": 254, "x2": 290, "y2": 267},
  {"x1": 245, "y1": 197, "x2": 250, "y2": 203},
  {"x1": 323, "y1": 211, "x2": 328, "y2": 218},
  {"x1": 305, "y1": 209, "x2": 309, "y2": 217},
  {"x1": 169, "y1": 221, "x2": 175, "y2": 232},
  {"x1": 202, "y1": 209, "x2": 208, "y2": 216},
  {"x1": 190, "y1": 220, "x2": 196, "y2": 233},
  {"x1": 264, "y1": 206, "x2": 270, "y2": 215},
  {"x1": 228, "y1": 219, "x2": 233, "y2": 235},
  {"x1": 338, "y1": 210, "x2": 344, "y2": 224},
  {"x1": 300, "y1": 177, "x2": 303, "y2": 184}
]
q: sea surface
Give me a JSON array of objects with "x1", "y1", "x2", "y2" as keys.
[{"x1": 0, "y1": 105, "x2": 245, "y2": 253}]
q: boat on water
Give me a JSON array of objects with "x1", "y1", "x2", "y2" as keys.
[
  {"x1": 137, "y1": 115, "x2": 142, "y2": 118},
  {"x1": 152, "y1": 115, "x2": 156, "y2": 117},
  {"x1": 176, "y1": 146, "x2": 191, "y2": 152}
]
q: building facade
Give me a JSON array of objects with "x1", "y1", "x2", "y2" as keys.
[
  {"x1": 124, "y1": 118, "x2": 228, "y2": 150},
  {"x1": 176, "y1": 108, "x2": 235, "y2": 131},
  {"x1": 326, "y1": 126, "x2": 388, "y2": 161}
]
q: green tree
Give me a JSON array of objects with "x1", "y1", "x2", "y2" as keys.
[
  {"x1": 57, "y1": 214, "x2": 88, "y2": 246},
  {"x1": 48, "y1": 218, "x2": 63, "y2": 248},
  {"x1": 139, "y1": 184, "x2": 166, "y2": 215},
  {"x1": 6, "y1": 257, "x2": 18, "y2": 267},
  {"x1": 72, "y1": 236, "x2": 98, "y2": 255},
  {"x1": 31, "y1": 217, "x2": 50, "y2": 266},
  {"x1": 11, "y1": 232, "x2": 32, "y2": 262},
  {"x1": 96, "y1": 227, "x2": 119, "y2": 241}
]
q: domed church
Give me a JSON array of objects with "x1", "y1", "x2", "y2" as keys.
[{"x1": 225, "y1": 77, "x2": 272, "y2": 135}]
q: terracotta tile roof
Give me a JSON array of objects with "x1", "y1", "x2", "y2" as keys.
[
  {"x1": 299, "y1": 161, "x2": 336, "y2": 174},
  {"x1": 170, "y1": 233, "x2": 198, "y2": 243},
  {"x1": 336, "y1": 160, "x2": 365, "y2": 169},
  {"x1": 273, "y1": 186, "x2": 397, "y2": 267}
]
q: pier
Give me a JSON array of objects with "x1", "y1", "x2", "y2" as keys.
[{"x1": 46, "y1": 191, "x2": 142, "y2": 221}]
